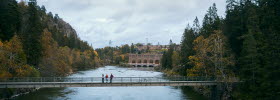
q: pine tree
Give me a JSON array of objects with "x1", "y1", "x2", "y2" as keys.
[
  {"x1": 0, "y1": 0, "x2": 21, "y2": 41},
  {"x1": 193, "y1": 16, "x2": 200, "y2": 36},
  {"x1": 180, "y1": 26, "x2": 195, "y2": 75},
  {"x1": 165, "y1": 40, "x2": 174, "y2": 69},
  {"x1": 201, "y1": 3, "x2": 221, "y2": 38},
  {"x1": 256, "y1": 0, "x2": 280, "y2": 98},
  {"x1": 130, "y1": 43, "x2": 135, "y2": 53},
  {"x1": 21, "y1": 0, "x2": 43, "y2": 67},
  {"x1": 161, "y1": 51, "x2": 168, "y2": 69},
  {"x1": 226, "y1": 0, "x2": 236, "y2": 11},
  {"x1": 224, "y1": 0, "x2": 247, "y2": 57}
]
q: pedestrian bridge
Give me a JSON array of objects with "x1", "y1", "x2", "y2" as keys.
[{"x1": 0, "y1": 77, "x2": 239, "y2": 88}]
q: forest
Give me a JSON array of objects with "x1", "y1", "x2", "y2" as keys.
[
  {"x1": 160, "y1": 0, "x2": 280, "y2": 99},
  {"x1": 0, "y1": 0, "x2": 101, "y2": 78}
]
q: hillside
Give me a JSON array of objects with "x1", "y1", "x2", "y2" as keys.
[{"x1": 0, "y1": 0, "x2": 101, "y2": 78}]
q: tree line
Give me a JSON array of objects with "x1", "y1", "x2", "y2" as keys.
[
  {"x1": 95, "y1": 44, "x2": 136, "y2": 65},
  {"x1": 160, "y1": 0, "x2": 279, "y2": 99}
]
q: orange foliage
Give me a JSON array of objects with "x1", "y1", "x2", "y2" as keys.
[{"x1": 0, "y1": 36, "x2": 39, "y2": 77}]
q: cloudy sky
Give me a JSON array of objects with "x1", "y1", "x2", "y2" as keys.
[{"x1": 36, "y1": 0, "x2": 227, "y2": 48}]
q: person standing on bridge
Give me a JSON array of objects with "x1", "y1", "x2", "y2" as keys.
[
  {"x1": 105, "y1": 74, "x2": 109, "y2": 83},
  {"x1": 110, "y1": 74, "x2": 114, "y2": 83},
  {"x1": 102, "y1": 74, "x2": 104, "y2": 83}
]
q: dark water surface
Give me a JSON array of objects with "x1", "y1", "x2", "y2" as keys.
[{"x1": 13, "y1": 66, "x2": 206, "y2": 100}]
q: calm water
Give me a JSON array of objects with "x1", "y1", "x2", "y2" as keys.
[{"x1": 13, "y1": 66, "x2": 206, "y2": 100}]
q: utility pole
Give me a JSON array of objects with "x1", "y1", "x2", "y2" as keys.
[{"x1": 109, "y1": 40, "x2": 112, "y2": 47}]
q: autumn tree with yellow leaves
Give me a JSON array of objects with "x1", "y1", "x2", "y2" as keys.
[
  {"x1": 39, "y1": 29, "x2": 101, "y2": 76},
  {"x1": 0, "y1": 36, "x2": 39, "y2": 78},
  {"x1": 188, "y1": 31, "x2": 235, "y2": 80}
]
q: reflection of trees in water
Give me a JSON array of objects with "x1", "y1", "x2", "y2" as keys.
[
  {"x1": 180, "y1": 86, "x2": 207, "y2": 100},
  {"x1": 13, "y1": 88, "x2": 77, "y2": 100}
]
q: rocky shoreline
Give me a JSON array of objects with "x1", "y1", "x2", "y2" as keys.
[{"x1": 0, "y1": 88, "x2": 39, "y2": 100}]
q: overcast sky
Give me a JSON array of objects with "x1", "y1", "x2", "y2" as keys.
[{"x1": 35, "y1": 0, "x2": 227, "y2": 48}]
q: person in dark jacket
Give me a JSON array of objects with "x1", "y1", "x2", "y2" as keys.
[
  {"x1": 102, "y1": 74, "x2": 104, "y2": 83},
  {"x1": 110, "y1": 74, "x2": 114, "y2": 83}
]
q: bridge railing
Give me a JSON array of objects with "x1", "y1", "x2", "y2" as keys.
[{"x1": 0, "y1": 77, "x2": 216, "y2": 83}]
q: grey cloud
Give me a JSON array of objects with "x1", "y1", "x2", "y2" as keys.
[{"x1": 37, "y1": 0, "x2": 226, "y2": 48}]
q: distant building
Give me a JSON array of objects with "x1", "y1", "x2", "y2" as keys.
[{"x1": 128, "y1": 53, "x2": 163, "y2": 67}]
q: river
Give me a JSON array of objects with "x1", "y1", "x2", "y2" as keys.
[{"x1": 12, "y1": 66, "x2": 207, "y2": 100}]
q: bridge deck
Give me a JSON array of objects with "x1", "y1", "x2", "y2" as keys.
[
  {"x1": 0, "y1": 81, "x2": 218, "y2": 88},
  {"x1": 0, "y1": 77, "x2": 238, "y2": 88}
]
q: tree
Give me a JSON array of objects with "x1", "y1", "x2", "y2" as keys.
[
  {"x1": 171, "y1": 51, "x2": 181, "y2": 71},
  {"x1": 47, "y1": 12, "x2": 53, "y2": 18},
  {"x1": 207, "y1": 31, "x2": 235, "y2": 80},
  {"x1": 233, "y1": 0, "x2": 280, "y2": 99},
  {"x1": 188, "y1": 31, "x2": 235, "y2": 79},
  {"x1": 121, "y1": 44, "x2": 130, "y2": 54},
  {"x1": 54, "y1": 14, "x2": 59, "y2": 23},
  {"x1": 180, "y1": 27, "x2": 196, "y2": 75},
  {"x1": 201, "y1": 3, "x2": 221, "y2": 38},
  {"x1": 130, "y1": 43, "x2": 135, "y2": 53},
  {"x1": 21, "y1": 0, "x2": 43, "y2": 67},
  {"x1": 237, "y1": 31, "x2": 259, "y2": 98},
  {"x1": 56, "y1": 46, "x2": 72, "y2": 76},
  {"x1": 193, "y1": 16, "x2": 200, "y2": 36},
  {"x1": 0, "y1": 0, "x2": 21, "y2": 41},
  {"x1": 257, "y1": 0, "x2": 280, "y2": 98},
  {"x1": 162, "y1": 40, "x2": 175, "y2": 70},
  {"x1": 41, "y1": 5, "x2": 46, "y2": 12},
  {"x1": 188, "y1": 36, "x2": 209, "y2": 77},
  {"x1": 226, "y1": 0, "x2": 236, "y2": 11},
  {"x1": 39, "y1": 29, "x2": 59, "y2": 76},
  {"x1": 161, "y1": 51, "x2": 168, "y2": 69},
  {"x1": 0, "y1": 36, "x2": 39, "y2": 78}
]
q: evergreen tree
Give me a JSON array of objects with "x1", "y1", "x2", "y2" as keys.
[
  {"x1": 224, "y1": 0, "x2": 247, "y2": 56},
  {"x1": 21, "y1": 0, "x2": 43, "y2": 67},
  {"x1": 165, "y1": 40, "x2": 174, "y2": 69},
  {"x1": 256, "y1": 0, "x2": 280, "y2": 98},
  {"x1": 0, "y1": 0, "x2": 21, "y2": 41},
  {"x1": 121, "y1": 44, "x2": 130, "y2": 54},
  {"x1": 69, "y1": 34, "x2": 77, "y2": 49},
  {"x1": 130, "y1": 43, "x2": 135, "y2": 53},
  {"x1": 193, "y1": 16, "x2": 200, "y2": 36},
  {"x1": 226, "y1": 0, "x2": 236, "y2": 11},
  {"x1": 201, "y1": 3, "x2": 221, "y2": 38},
  {"x1": 180, "y1": 26, "x2": 195, "y2": 75},
  {"x1": 47, "y1": 12, "x2": 53, "y2": 18},
  {"x1": 161, "y1": 51, "x2": 167, "y2": 69},
  {"x1": 238, "y1": 31, "x2": 259, "y2": 99},
  {"x1": 54, "y1": 14, "x2": 59, "y2": 23},
  {"x1": 40, "y1": 5, "x2": 46, "y2": 13}
]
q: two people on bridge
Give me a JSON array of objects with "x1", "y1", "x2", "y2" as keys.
[{"x1": 102, "y1": 74, "x2": 114, "y2": 83}]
